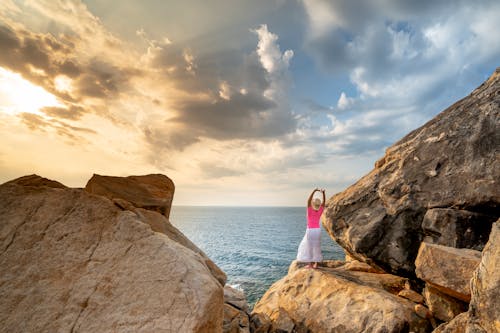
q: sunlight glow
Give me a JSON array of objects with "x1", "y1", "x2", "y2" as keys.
[
  {"x1": 0, "y1": 67, "x2": 62, "y2": 115},
  {"x1": 54, "y1": 75, "x2": 73, "y2": 93}
]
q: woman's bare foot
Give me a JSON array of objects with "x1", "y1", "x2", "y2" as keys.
[
  {"x1": 312, "y1": 262, "x2": 318, "y2": 269},
  {"x1": 305, "y1": 264, "x2": 312, "y2": 269}
]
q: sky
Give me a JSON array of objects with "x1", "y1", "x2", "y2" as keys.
[{"x1": 0, "y1": 0, "x2": 499, "y2": 206}]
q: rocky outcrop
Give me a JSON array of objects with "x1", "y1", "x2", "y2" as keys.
[
  {"x1": 252, "y1": 262, "x2": 431, "y2": 333},
  {"x1": 223, "y1": 285, "x2": 250, "y2": 333},
  {"x1": 85, "y1": 174, "x2": 175, "y2": 218},
  {"x1": 323, "y1": 68, "x2": 500, "y2": 276},
  {"x1": 433, "y1": 220, "x2": 500, "y2": 333},
  {"x1": 415, "y1": 242, "x2": 481, "y2": 302},
  {"x1": 0, "y1": 175, "x2": 224, "y2": 333}
]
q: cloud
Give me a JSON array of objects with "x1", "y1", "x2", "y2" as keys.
[
  {"x1": 142, "y1": 24, "x2": 298, "y2": 158},
  {"x1": 298, "y1": 0, "x2": 500, "y2": 156}
]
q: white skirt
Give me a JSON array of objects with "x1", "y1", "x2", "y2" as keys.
[{"x1": 296, "y1": 227, "x2": 322, "y2": 262}]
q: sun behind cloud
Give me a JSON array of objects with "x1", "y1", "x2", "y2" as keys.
[{"x1": 0, "y1": 67, "x2": 62, "y2": 116}]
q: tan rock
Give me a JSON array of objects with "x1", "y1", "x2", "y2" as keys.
[
  {"x1": 0, "y1": 177, "x2": 224, "y2": 333},
  {"x1": 344, "y1": 259, "x2": 386, "y2": 273},
  {"x1": 2, "y1": 174, "x2": 67, "y2": 188},
  {"x1": 270, "y1": 308, "x2": 294, "y2": 333},
  {"x1": 223, "y1": 303, "x2": 250, "y2": 333},
  {"x1": 249, "y1": 313, "x2": 272, "y2": 333},
  {"x1": 135, "y1": 208, "x2": 226, "y2": 285},
  {"x1": 252, "y1": 266, "x2": 430, "y2": 333},
  {"x1": 224, "y1": 285, "x2": 249, "y2": 313},
  {"x1": 398, "y1": 289, "x2": 424, "y2": 304},
  {"x1": 223, "y1": 285, "x2": 250, "y2": 333},
  {"x1": 468, "y1": 219, "x2": 500, "y2": 332},
  {"x1": 432, "y1": 220, "x2": 500, "y2": 333},
  {"x1": 432, "y1": 313, "x2": 470, "y2": 333},
  {"x1": 415, "y1": 242, "x2": 481, "y2": 301},
  {"x1": 85, "y1": 173, "x2": 175, "y2": 218},
  {"x1": 423, "y1": 285, "x2": 467, "y2": 322},
  {"x1": 414, "y1": 304, "x2": 432, "y2": 319}
]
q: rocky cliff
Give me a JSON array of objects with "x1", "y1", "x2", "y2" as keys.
[
  {"x1": 323, "y1": 68, "x2": 499, "y2": 277},
  {"x1": 0, "y1": 174, "x2": 225, "y2": 333},
  {"x1": 253, "y1": 69, "x2": 499, "y2": 332}
]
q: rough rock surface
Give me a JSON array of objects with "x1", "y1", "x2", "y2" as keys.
[
  {"x1": 423, "y1": 285, "x2": 467, "y2": 322},
  {"x1": 123, "y1": 206, "x2": 226, "y2": 285},
  {"x1": 0, "y1": 175, "x2": 224, "y2": 333},
  {"x1": 432, "y1": 220, "x2": 500, "y2": 333},
  {"x1": 323, "y1": 68, "x2": 500, "y2": 276},
  {"x1": 422, "y1": 208, "x2": 492, "y2": 251},
  {"x1": 468, "y1": 219, "x2": 500, "y2": 332},
  {"x1": 398, "y1": 289, "x2": 424, "y2": 304},
  {"x1": 223, "y1": 285, "x2": 250, "y2": 333},
  {"x1": 252, "y1": 264, "x2": 430, "y2": 333},
  {"x1": 415, "y1": 242, "x2": 481, "y2": 301},
  {"x1": 85, "y1": 173, "x2": 175, "y2": 218}
]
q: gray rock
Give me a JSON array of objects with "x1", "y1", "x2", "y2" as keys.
[
  {"x1": 323, "y1": 68, "x2": 500, "y2": 277},
  {"x1": 422, "y1": 208, "x2": 492, "y2": 251}
]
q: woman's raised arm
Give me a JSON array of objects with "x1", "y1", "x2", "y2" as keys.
[{"x1": 307, "y1": 188, "x2": 319, "y2": 207}]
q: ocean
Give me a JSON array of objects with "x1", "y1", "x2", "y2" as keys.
[{"x1": 170, "y1": 206, "x2": 345, "y2": 307}]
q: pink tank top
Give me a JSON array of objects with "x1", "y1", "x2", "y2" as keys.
[{"x1": 307, "y1": 206, "x2": 324, "y2": 229}]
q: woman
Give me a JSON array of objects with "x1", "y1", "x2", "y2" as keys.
[{"x1": 296, "y1": 188, "x2": 326, "y2": 269}]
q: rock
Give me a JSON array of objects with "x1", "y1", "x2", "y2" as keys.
[
  {"x1": 343, "y1": 259, "x2": 386, "y2": 273},
  {"x1": 85, "y1": 173, "x2": 175, "y2": 218},
  {"x1": 269, "y1": 308, "x2": 295, "y2": 333},
  {"x1": 133, "y1": 208, "x2": 226, "y2": 285},
  {"x1": 415, "y1": 242, "x2": 481, "y2": 301},
  {"x1": 398, "y1": 289, "x2": 424, "y2": 304},
  {"x1": 468, "y1": 219, "x2": 500, "y2": 332},
  {"x1": 432, "y1": 219, "x2": 500, "y2": 333},
  {"x1": 2, "y1": 174, "x2": 67, "y2": 188},
  {"x1": 423, "y1": 284, "x2": 467, "y2": 322},
  {"x1": 431, "y1": 312, "x2": 483, "y2": 333},
  {"x1": 323, "y1": 68, "x2": 500, "y2": 277},
  {"x1": 249, "y1": 312, "x2": 272, "y2": 333},
  {"x1": 0, "y1": 176, "x2": 224, "y2": 333},
  {"x1": 414, "y1": 304, "x2": 432, "y2": 319},
  {"x1": 223, "y1": 303, "x2": 250, "y2": 333},
  {"x1": 287, "y1": 260, "x2": 343, "y2": 274},
  {"x1": 422, "y1": 208, "x2": 493, "y2": 251},
  {"x1": 252, "y1": 265, "x2": 431, "y2": 333},
  {"x1": 223, "y1": 285, "x2": 250, "y2": 333},
  {"x1": 224, "y1": 285, "x2": 249, "y2": 313}
]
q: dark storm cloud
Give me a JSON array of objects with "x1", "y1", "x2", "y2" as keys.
[{"x1": 144, "y1": 34, "x2": 298, "y2": 151}]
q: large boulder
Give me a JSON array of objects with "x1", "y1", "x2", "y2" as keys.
[
  {"x1": 323, "y1": 68, "x2": 500, "y2": 276},
  {"x1": 0, "y1": 175, "x2": 224, "y2": 333},
  {"x1": 252, "y1": 263, "x2": 431, "y2": 333},
  {"x1": 85, "y1": 174, "x2": 175, "y2": 218},
  {"x1": 415, "y1": 242, "x2": 481, "y2": 302}
]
